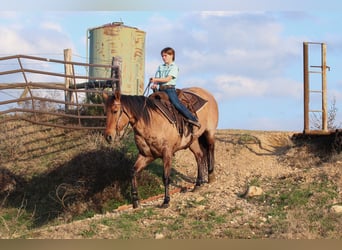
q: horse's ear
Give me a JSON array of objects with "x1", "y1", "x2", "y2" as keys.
[
  {"x1": 102, "y1": 92, "x2": 109, "y2": 102},
  {"x1": 114, "y1": 89, "x2": 121, "y2": 100}
]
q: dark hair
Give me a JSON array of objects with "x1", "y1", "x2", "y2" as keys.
[{"x1": 161, "y1": 47, "x2": 175, "y2": 61}]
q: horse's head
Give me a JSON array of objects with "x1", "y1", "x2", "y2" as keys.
[{"x1": 103, "y1": 90, "x2": 130, "y2": 143}]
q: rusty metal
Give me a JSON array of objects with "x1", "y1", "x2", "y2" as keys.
[
  {"x1": 0, "y1": 54, "x2": 120, "y2": 130},
  {"x1": 88, "y1": 22, "x2": 145, "y2": 95},
  {"x1": 0, "y1": 54, "x2": 116, "y2": 68},
  {"x1": 0, "y1": 115, "x2": 105, "y2": 130}
]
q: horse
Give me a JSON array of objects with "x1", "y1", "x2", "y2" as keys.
[{"x1": 103, "y1": 87, "x2": 219, "y2": 208}]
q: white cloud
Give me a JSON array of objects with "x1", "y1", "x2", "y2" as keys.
[
  {"x1": 41, "y1": 21, "x2": 63, "y2": 32},
  {"x1": 0, "y1": 17, "x2": 73, "y2": 55},
  {"x1": 181, "y1": 74, "x2": 302, "y2": 102},
  {"x1": 147, "y1": 12, "x2": 301, "y2": 76},
  {"x1": 0, "y1": 11, "x2": 19, "y2": 19},
  {"x1": 0, "y1": 26, "x2": 33, "y2": 54},
  {"x1": 213, "y1": 75, "x2": 266, "y2": 100},
  {"x1": 200, "y1": 10, "x2": 265, "y2": 18},
  {"x1": 144, "y1": 11, "x2": 305, "y2": 106},
  {"x1": 2, "y1": 10, "x2": 340, "y2": 131},
  {"x1": 190, "y1": 29, "x2": 208, "y2": 43}
]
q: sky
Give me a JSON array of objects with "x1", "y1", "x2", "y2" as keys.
[{"x1": 1, "y1": 1, "x2": 342, "y2": 131}]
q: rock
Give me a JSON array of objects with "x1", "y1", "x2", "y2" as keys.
[
  {"x1": 330, "y1": 205, "x2": 342, "y2": 214},
  {"x1": 196, "y1": 205, "x2": 206, "y2": 211},
  {"x1": 244, "y1": 186, "x2": 263, "y2": 198},
  {"x1": 155, "y1": 233, "x2": 165, "y2": 239},
  {"x1": 196, "y1": 196, "x2": 205, "y2": 203}
]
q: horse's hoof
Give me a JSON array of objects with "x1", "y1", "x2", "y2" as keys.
[
  {"x1": 208, "y1": 173, "x2": 216, "y2": 183},
  {"x1": 192, "y1": 185, "x2": 204, "y2": 192},
  {"x1": 180, "y1": 186, "x2": 188, "y2": 193},
  {"x1": 132, "y1": 200, "x2": 139, "y2": 209},
  {"x1": 160, "y1": 203, "x2": 170, "y2": 208}
]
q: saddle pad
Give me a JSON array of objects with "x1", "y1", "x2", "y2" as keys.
[
  {"x1": 179, "y1": 90, "x2": 208, "y2": 112},
  {"x1": 153, "y1": 98, "x2": 177, "y2": 124},
  {"x1": 148, "y1": 89, "x2": 208, "y2": 127}
]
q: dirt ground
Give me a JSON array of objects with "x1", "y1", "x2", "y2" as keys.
[{"x1": 24, "y1": 129, "x2": 342, "y2": 239}]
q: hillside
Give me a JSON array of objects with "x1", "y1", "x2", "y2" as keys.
[{"x1": 1, "y1": 122, "x2": 342, "y2": 239}]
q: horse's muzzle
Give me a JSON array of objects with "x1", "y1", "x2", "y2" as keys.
[
  {"x1": 105, "y1": 129, "x2": 124, "y2": 143},
  {"x1": 105, "y1": 133, "x2": 114, "y2": 144}
]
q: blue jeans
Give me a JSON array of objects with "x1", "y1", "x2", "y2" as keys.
[{"x1": 162, "y1": 88, "x2": 198, "y2": 121}]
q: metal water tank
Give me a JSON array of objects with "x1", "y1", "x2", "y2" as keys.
[{"x1": 88, "y1": 22, "x2": 146, "y2": 95}]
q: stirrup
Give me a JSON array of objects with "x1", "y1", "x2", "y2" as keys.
[{"x1": 187, "y1": 119, "x2": 201, "y2": 128}]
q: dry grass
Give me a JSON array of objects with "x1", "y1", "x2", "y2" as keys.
[
  {"x1": 0, "y1": 117, "x2": 164, "y2": 238},
  {"x1": 1, "y1": 118, "x2": 342, "y2": 239}
]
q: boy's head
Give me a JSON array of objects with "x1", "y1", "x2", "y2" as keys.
[{"x1": 161, "y1": 47, "x2": 175, "y2": 61}]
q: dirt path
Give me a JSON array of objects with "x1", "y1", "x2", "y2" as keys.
[
  {"x1": 18, "y1": 128, "x2": 342, "y2": 240},
  {"x1": 170, "y1": 130, "x2": 297, "y2": 219},
  {"x1": 26, "y1": 129, "x2": 313, "y2": 239}
]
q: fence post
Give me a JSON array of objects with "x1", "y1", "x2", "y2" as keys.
[
  {"x1": 64, "y1": 48, "x2": 73, "y2": 111},
  {"x1": 303, "y1": 42, "x2": 309, "y2": 133},
  {"x1": 112, "y1": 57, "x2": 122, "y2": 92},
  {"x1": 321, "y1": 43, "x2": 328, "y2": 132}
]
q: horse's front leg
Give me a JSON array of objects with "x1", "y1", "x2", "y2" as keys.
[{"x1": 131, "y1": 154, "x2": 154, "y2": 208}]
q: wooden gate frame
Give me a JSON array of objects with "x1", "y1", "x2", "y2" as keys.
[{"x1": 303, "y1": 42, "x2": 330, "y2": 134}]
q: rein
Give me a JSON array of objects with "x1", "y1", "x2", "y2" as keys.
[
  {"x1": 109, "y1": 90, "x2": 151, "y2": 139},
  {"x1": 142, "y1": 82, "x2": 155, "y2": 110},
  {"x1": 114, "y1": 103, "x2": 131, "y2": 139},
  {"x1": 143, "y1": 82, "x2": 153, "y2": 96}
]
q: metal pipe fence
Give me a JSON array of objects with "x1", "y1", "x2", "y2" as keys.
[{"x1": 0, "y1": 54, "x2": 120, "y2": 130}]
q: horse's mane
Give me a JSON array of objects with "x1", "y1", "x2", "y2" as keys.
[{"x1": 120, "y1": 95, "x2": 157, "y2": 125}]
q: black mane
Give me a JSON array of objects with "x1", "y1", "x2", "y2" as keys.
[{"x1": 119, "y1": 95, "x2": 157, "y2": 125}]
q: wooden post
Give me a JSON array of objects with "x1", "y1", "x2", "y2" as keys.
[
  {"x1": 321, "y1": 43, "x2": 328, "y2": 132},
  {"x1": 64, "y1": 48, "x2": 73, "y2": 111},
  {"x1": 303, "y1": 42, "x2": 329, "y2": 133},
  {"x1": 303, "y1": 42, "x2": 309, "y2": 133},
  {"x1": 112, "y1": 57, "x2": 122, "y2": 92}
]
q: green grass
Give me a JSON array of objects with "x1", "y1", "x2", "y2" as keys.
[
  {"x1": 2, "y1": 118, "x2": 342, "y2": 239},
  {"x1": 238, "y1": 133, "x2": 259, "y2": 144},
  {"x1": 251, "y1": 174, "x2": 341, "y2": 238},
  {"x1": 98, "y1": 208, "x2": 157, "y2": 239},
  {"x1": 79, "y1": 222, "x2": 98, "y2": 238},
  {"x1": 0, "y1": 119, "x2": 165, "y2": 237}
]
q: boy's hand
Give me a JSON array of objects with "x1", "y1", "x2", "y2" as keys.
[{"x1": 150, "y1": 77, "x2": 158, "y2": 89}]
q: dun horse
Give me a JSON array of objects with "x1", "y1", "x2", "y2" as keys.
[{"x1": 103, "y1": 87, "x2": 219, "y2": 208}]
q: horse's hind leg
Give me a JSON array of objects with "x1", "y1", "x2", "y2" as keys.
[
  {"x1": 204, "y1": 130, "x2": 216, "y2": 183},
  {"x1": 189, "y1": 140, "x2": 206, "y2": 187},
  {"x1": 197, "y1": 131, "x2": 216, "y2": 183},
  {"x1": 207, "y1": 131, "x2": 216, "y2": 182}
]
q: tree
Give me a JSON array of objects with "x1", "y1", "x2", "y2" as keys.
[{"x1": 310, "y1": 97, "x2": 341, "y2": 130}]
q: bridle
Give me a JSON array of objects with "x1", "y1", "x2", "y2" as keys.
[{"x1": 111, "y1": 100, "x2": 131, "y2": 139}]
